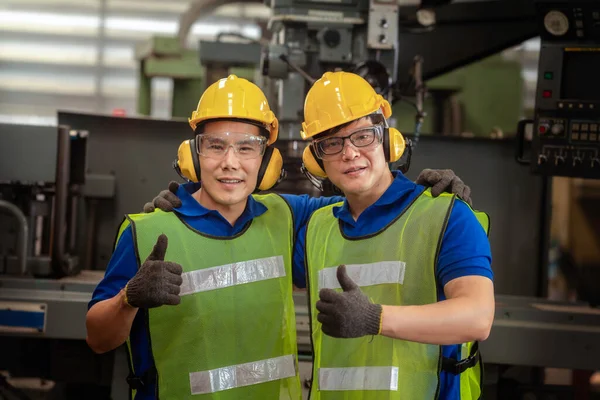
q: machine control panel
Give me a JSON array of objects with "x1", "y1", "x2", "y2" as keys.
[
  {"x1": 531, "y1": 1, "x2": 600, "y2": 179},
  {"x1": 534, "y1": 116, "x2": 600, "y2": 177},
  {"x1": 570, "y1": 120, "x2": 600, "y2": 142}
]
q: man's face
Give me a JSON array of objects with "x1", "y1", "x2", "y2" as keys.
[
  {"x1": 198, "y1": 120, "x2": 264, "y2": 207},
  {"x1": 319, "y1": 117, "x2": 389, "y2": 196}
]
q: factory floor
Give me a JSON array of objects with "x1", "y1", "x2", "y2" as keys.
[{"x1": 3, "y1": 372, "x2": 600, "y2": 400}]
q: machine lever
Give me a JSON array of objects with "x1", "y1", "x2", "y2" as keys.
[
  {"x1": 515, "y1": 119, "x2": 533, "y2": 165},
  {"x1": 412, "y1": 55, "x2": 425, "y2": 147},
  {"x1": 278, "y1": 54, "x2": 316, "y2": 85}
]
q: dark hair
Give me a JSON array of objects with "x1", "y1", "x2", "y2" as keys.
[
  {"x1": 194, "y1": 118, "x2": 269, "y2": 139},
  {"x1": 314, "y1": 113, "x2": 385, "y2": 140}
]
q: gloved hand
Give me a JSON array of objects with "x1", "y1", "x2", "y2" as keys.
[
  {"x1": 415, "y1": 169, "x2": 472, "y2": 206},
  {"x1": 316, "y1": 265, "x2": 382, "y2": 338},
  {"x1": 142, "y1": 181, "x2": 182, "y2": 213},
  {"x1": 125, "y1": 234, "x2": 183, "y2": 308}
]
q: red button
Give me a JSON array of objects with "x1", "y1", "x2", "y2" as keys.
[
  {"x1": 539, "y1": 125, "x2": 547, "y2": 134},
  {"x1": 543, "y1": 90, "x2": 552, "y2": 98}
]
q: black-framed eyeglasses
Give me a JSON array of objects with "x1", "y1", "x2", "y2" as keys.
[{"x1": 312, "y1": 125, "x2": 384, "y2": 159}]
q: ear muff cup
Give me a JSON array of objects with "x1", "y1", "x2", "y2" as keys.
[
  {"x1": 387, "y1": 127, "x2": 406, "y2": 163},
  {"x1": 256, "y1": 146, "x2": 284, "y2": 191},
  {"x1": 302, "y1": 127, "x2": 405, "y2": 179},
  {"x1": 176, "y1": 138, "x2": 284, "y2": 190},
  {"x1": 302, "y1": 145, "x2": 327, "y2": 178},
  {"x1": 176, "y1": 138, "x2": 201, "y2": 182}
]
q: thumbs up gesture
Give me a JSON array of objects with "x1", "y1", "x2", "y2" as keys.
[
  {"x1": 125, "y1": 234, "x2": 183, "y2": 309},
  {"x1": 316, "y1": 265, "x2": 382, "y2": 339}
]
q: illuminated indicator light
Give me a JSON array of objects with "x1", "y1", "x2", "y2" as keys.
[
  {"x1": 539, "y1": 125, "x2": 547, "y2": 134},
  {"x1": 543, "y1": 90, "x2": 552, "y2": 98},
  {"x1": 544, "y1": 71, "x2": 553, "y2": 79}
]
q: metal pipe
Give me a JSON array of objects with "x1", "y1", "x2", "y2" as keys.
[
  {"x1": 85, "y1": 199, "x2": 98, "y2": 270},
  {"x1": 0, "y1": 200, "x2": 28, "y2": 275},
  {"x1": 34, "y1": 215, "x2": 43, "y2": 256},
  {"x1": 51, "y1": 126, "x2": 70, "y2": 277},
  {"x1": 68, "y1": 193, "x2": 78, "y2": 253},
  {"x1": 177, "y1": 0, "x2": 263, "y2": 48}
]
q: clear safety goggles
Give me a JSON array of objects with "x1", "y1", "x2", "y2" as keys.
[
  {"x1": 196, "y1": 132, "x2": 268, "y2": 160},
  {"x1": 312, "y1": 125, "x2": 384, "y2": 160}
]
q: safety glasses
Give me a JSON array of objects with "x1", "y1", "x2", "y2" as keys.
[
  {"x1": 312, "y1": 125, "x2": 384, "y2": 160},
  {"x1": 196, "y1": 132, "x2": 267, "y2": 160}
]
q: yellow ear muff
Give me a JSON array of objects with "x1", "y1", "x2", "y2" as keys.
[
  {"x1": 387, "y1": 127, "x2": 406, "y2": 162},
  {"x1": 257, "y1": 146, "x2": 285, "y2": 191},
  {"x1": 175, "y1": 139, "x2": 201, "y2": 182},
  {"x1": 301, "y1": 125, "x2": 404, "y2": 179},
  {"x1": 302, "y1": 145, "x2": 327, "y2": 178}
]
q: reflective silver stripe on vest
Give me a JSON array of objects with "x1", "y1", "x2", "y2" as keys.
[
  {"x1": 318, "y1": 261, "x2": 405, "y2": 290},
  {"x1": 319, "y1": 366, "x2": 399, "y2": 391},
  {"x1": 180, "y1": 255, "x2": 285, "y2": 296},
  {"x1": 189, "y1": 354, "x2": 296, "y2": 395}
]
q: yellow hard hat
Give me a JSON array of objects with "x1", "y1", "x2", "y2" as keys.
[
  {"x1": 189, "y1": 75, "x2": 279, "y2": 145},
  {"x1": 300, "y1": 71, "x2": 392, "y2": 140}
]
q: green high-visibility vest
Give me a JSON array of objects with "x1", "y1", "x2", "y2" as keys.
[
  {"x1": 125, "y1": 193, "x2": 302, "y2": 400},
  {"x1": 305, "y1": 189, "x2": 490, "y2": 400}
]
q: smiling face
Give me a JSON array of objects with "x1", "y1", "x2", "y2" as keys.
[
  {"x1": 320, "y1": 117, "x2": 391, "y2": 198},
  {"x1": 197, "y1": 120, "x2": 264, "y2": 210}
]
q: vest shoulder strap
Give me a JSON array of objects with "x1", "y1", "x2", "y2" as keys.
[
  {"x1": 422, "y1": 189, "x2": 490, "y2": 235},
  {"x1": 251, "y1": 193, "x2": 292, "y2": 216}
]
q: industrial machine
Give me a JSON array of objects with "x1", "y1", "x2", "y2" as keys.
[
  {"x1": 0, "y1": 125, "x2": 88, "y2": 278},
  {"x1": 521, "y1": 0, "x2": 600, "y2": 180},
  {"x1": 2, "y1": 0, "x2": 600, "y2": 399},
  {"x1": 260, "y1": 0, "x2": 403, "y2": 139}
]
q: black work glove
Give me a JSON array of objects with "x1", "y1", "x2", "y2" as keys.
[
  {"x1": 415, "y1": 169, "x2": 472, "y2": 206},
  {"x1": 142, "y1": 181, "x2": 182, "y2": 213},
  {"x1": 316, "y1": 265, "x2": 382, "y2": 339},
  {"x1": 125, "y1": 234, "x2": 183, "y2": 308}
]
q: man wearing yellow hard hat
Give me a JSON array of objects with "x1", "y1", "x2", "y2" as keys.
[
  {"x1": 299, "y1": 71, "x2": 494, "y2": 399},
  {"x1": 87, "y1": 75, "x2": 305, "y2": 400},
  {"x1": 86, "y1": 74, "x2": 472, "y2": 400}
]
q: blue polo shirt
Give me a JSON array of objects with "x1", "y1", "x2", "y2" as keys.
[
  {"x1": 88, "y1": 185, "x2": 341, "y2": 400},
  {"x1": 90, "y1": 171, "x2": 492, "y2": 400},
  {"x1": 295, "y1": 171, "x2": 493, "y2": 400}
]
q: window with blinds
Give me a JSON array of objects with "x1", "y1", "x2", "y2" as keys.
[{"x1": 0, "y1": 0, "x2": 267, "y2": 125}]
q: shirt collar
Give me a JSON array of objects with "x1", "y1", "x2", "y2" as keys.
[
  {"x1": 174, "y1": 182, "x2": 267, "y2": 222},
  {"x1": 332, "y1": 170, "x2": 423, "y2": 225}
]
